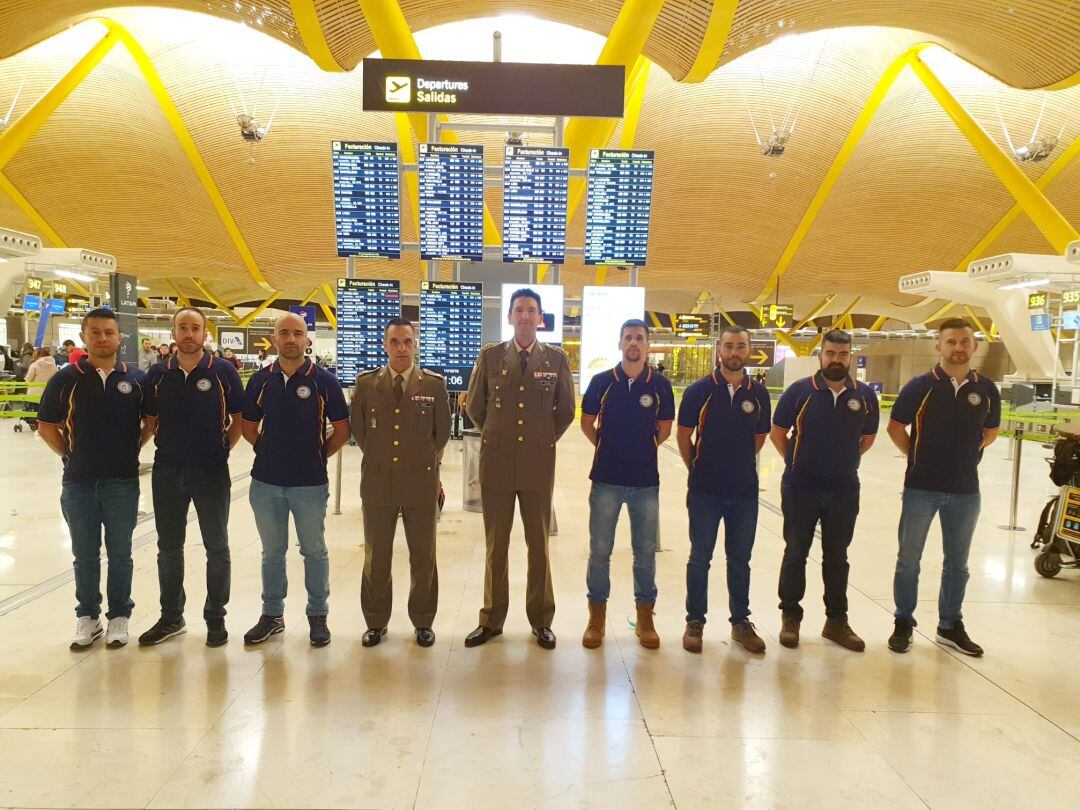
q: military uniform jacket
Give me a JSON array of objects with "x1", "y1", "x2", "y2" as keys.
[
  {"x1": 465, "y1": 340, "x2": 575, "y2": 491},
  {"x1": 351, "y1": 365, "x2": 451, "y2": 507}
]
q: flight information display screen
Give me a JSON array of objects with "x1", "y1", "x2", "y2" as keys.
[
  {"x1": 584, "y1": 149, "x2": 654, "y2": 267},
  {"x1": 502, "y1": 145, "x2": 569, "y2": 264},
  {"x1": 419, "y1": 280, "x2": 484, "y2": 392},
  {"x1": 331, "y1": 141, "x2": 401, "y2": 259},
  {"x1": 335, "y1": 278, "x2": 401, "y2": 385},
  {"x1": 418, "y1": 142, "x2": 485, "y2": 261}
]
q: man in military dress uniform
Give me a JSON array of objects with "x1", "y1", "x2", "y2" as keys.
[
  {"x1": 351, "y1": 317, "x2": 450, "y2": 648},
  {"x1": 464, "y1": 288, "x2": 575, "y2": 650}
]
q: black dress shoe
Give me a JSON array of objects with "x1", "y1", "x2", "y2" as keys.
[
  {"x1": 362, "y1": 627, "x2": 388, "y2": 647},
  {"x1": 532, "y1": 627, "x2": 556, "y2": 650},
  {"x1": 463, "y1": 626, "x2": 502, "y2": 648},
  {"x1": 415, "y1": 627, "x2": 436, "y2": 647}
]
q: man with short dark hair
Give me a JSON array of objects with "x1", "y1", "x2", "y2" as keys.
[
  {"x1": 54, "y1": 339, "x2": 75, "y2": 367},
  {"x1": 771, "y1": 329, "x2": 879, "y2": 652},
  {"x1": 139, "y1": 337, "x2": 157, "y2": 371},
  {"x1": 463, "y1": 288, "x2": 575, "y2": 649},
  {"x1": 580, "y1": 319, "x2": 674, "y2": 650},
  {"x1": 241, "y1": 312, "x2": 350, "y2": 647},
  {"x1": 138, "y1": 306, "x2": 243, "y2": 647},
  {"x1": 37, "y1": 308, "x2": 154, "y2": 649},
  {"x1": 351, "y1": 317, "x2": 450, "y2": 648},
  {"x1": 886, "y1": 318, "x2": 999, "y2": 656},
  {"x1": 677, "y1": 325, "x2": 772, "y2": 654}
]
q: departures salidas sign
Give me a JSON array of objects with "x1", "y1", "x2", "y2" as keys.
[{"x1": 362, "y1": 58, "x2": 624, "y2": 118}]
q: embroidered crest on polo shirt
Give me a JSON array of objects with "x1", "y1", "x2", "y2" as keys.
[
  {"x1": 196, "y1": 378, "x2": 212, "y2": 392},
  {"x1": 638, "y1": 393, "x2": 654, "y2": 408},
  {"x1": 967, "y1": 392, "x2": 982, "y2": 406},
  {"x1": 741, "y1": 399, "x2": 755, "y2": 414},
  {"x1": 847, "y1": 398, "x2": 862, "y2": 412},
  {"x1": 117, "y1": 381, "x2": 133, "y2": 394},
  {"x1": 296, "y1": 385, "x2": 312, "y2": 399}
]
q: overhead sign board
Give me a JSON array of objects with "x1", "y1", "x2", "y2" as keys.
[
  {"x1": 218, "y1": 328, "x2": 246, "y2": 352},
  {"x1": 1028, "y1": 291, "x2": 1048, "y2": 310},
  {"x1": 748, "y1": 338, "x2": 775, "y2": 368},
  {"x1": 362, "y1": 58, "x2": 624, "y2": 118},
  {"x1": 760, "y1": 303, "x2": 794, "y2": 329},
  {"x1": 1063, "y1": 289, "x2": 1080, "y2": 306},
  {"x1": 1031, "y1": 313, "x2": 1051, "y2": 331},
  {"x1": 108, "y1": 273, "x2": 140, "y2": 365},
  {"x1": 674, "y1": 313, "x2": 711, "y2": 339},
  {"x1": 246, "y1": 327, "x2": 276, "y2": 355}
]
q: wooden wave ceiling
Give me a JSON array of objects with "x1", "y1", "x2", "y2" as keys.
[{"x1": 0, "y1": 1, "x2": 1077, "y2": 317}]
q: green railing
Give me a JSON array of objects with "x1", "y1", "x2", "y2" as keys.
[{"x1": 0, "y1": 381, "x2": 46, "y2": 419}]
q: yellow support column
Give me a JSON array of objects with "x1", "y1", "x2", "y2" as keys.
[
  {"x1": 191, "y1": 279, "x2": 241, "y2": 323},
  {"x1": 238, "y1": 292, "x2": 283, "y2": 327},
  {"x1": 288, "y1": 0, "x2": 344, "y2": 71},
  {"x1": 679, "y1": 1, "x2": 740, "y2": 83}
]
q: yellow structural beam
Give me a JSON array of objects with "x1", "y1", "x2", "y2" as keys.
[
  {"x1": 394, "y1": 113, "x2": 420, "y2": 236},
  {"x1": 237, "y1": 292, "x2": 282, "y2": 327},
  {"x1": 922, "y1": 300, "x2": 955, "y2": 323},
  {"x1": 755, "y1": 44, "x2": 1080, "y2": 303},
  {"x1": 299, "y1": 286, "x2": 322, "y2": 306},
  {"x1": 679, "y1": 1, "x2": 740, "y2": 83},
  {"x1": 716, "y1": 308, "x2": 735, "y2": 327},
  {"x1": 594, "y1": 267, "x2": 608, "y2": 285},
  {"x1": 963, "y1": 305, "x2": 996, "y2": 342},
  {"x1": 356, "y1": 0, "x2": 501, "y2": 246},
  {"x1": 787, "y1": 294, "x2": 836, "y2": 335},
  {"x1": 826, "y1": 296, "x2": 861, "y2": 331},
  {"x1": 288, "y1": 0, "x2": 344, "y2": 71},
  {"x1": 320, "y1": 282, "x2": 337, "y2": 306},
  {"x1": 618, "y1": 58, "x2": 651, "y2": 149},
  {"x1": 318, "y1": 301, "x2": 337, "y2": 329},
  {"x1": 953, "y1": 134, "x2": 1080, "y2": 273},
  {"x1": 164, "y1": 279, "x2": 190, "y2": 308},
  {"x1": 691, "y1": 291, "x2": 712, "y2": 314},
  {"x1": 869, "y1": 315, "x2": 887, "y2": 331},
  {"x1": 191, "y1": 278, "x2": 240, "y2": 322},
  {"x1": 0, "y1": 21, "x2": 275, "y2": 293}
]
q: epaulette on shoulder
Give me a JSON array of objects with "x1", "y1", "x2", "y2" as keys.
[{"x1": 421, "y1": 368, "x2": 443, "y2": 379}]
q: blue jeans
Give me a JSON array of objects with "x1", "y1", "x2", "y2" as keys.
[
  {"x1": 586, "y1": 482, "x2": 658, "y2": 604},
  {"x1": 249, "y1": 479, "x2": 330, "y2": 617},
  {"x1": 60, "y1": 478, "x2": 139, "y2": 620},
  {"x1": 893, "y1": 488, "x2": 981, "y2": 630},
  {"x1": 686, "y1": 489, "x2": 759, "y2": 624}
]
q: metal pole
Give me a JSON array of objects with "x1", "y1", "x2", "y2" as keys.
[
  {"x1": 493, "y1": 30, "x2": 502, "y2": 62},
  {"x1": 1052, "y1": 295, "x2": 1063, "y2": 406},
  {"x1": 333, "y1": 256, "x2": 356, "y2": 518},
  {"x1": 998, "y1": 426, "x2": 1026, "y2": 531}
]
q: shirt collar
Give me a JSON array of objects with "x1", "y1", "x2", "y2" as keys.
[
  {"x1": 271, "y1": 358, "x2": 313, "y2": 378},
  {"x1": 77, "y1": 357, "x2": 125, "y2": 376},
  {"x1": 932, "y1": 364, "x2": 978, "y2": 384},
  {"x1": 169, "y1": 351, "x2": 213, "y2": 373},
  {"x1": 711, "y1": 369, "x2": 751, "y2": 391},
  {"x1": 811, "y1": 370, "x2": 854, "y2": 392},
  {"x1": 389, "y1": 363, "x2": 413, "y2": 381},
  {"x1": 613, "y1": 365, "x2": 652, "y2": 384},
  {"x1": 514, "y1": 339, "x2": 536, "y2": 354}
]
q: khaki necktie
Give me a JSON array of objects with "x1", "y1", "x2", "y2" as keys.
[
  {"x1": 394, "y1": 373, "x2": 404, "y2": 404},
  {"x1": 519, "y1": 349, "x2": 528, "y2": 376}
]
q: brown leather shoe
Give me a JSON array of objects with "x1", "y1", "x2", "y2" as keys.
[
  {"x1": 682, "y1": 620, "x2": 704, "y2": 653},
  {"x1": 822, "y1": 619, "x2": 865, "y2": 652},
  {"x1": 731, "y1": 620, "x2": 766, "y2": 653},
  {"x1": 582, "y1": 601, "x2": 606, "y2": 649},
  {"x1": 636, "y1": 603, "x2": 660, "y2": 649},
  {"x1": 779, "y1": 616, "x2": 800, "y2": 648}
]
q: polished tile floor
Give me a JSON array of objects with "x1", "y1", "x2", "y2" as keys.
[{"x1": 0, "y1": 416, "x2": 1077, "y2": 809}]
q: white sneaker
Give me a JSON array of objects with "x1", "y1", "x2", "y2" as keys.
[
  {"x1": 70, "y1": 617, "x2": 103, "y2": 649},
  {"x1": 105, "y1": 617, "x2": 129, "y2": 649}
]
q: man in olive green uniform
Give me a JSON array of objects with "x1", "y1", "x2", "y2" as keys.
[
  {"x1": 351, "y1": 317, "x2": 451, "y2": 648},
  {"x1": 464, "y1": 288, "x2": 575, "y2": 650}
]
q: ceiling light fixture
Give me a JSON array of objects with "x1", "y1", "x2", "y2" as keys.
[
  {"x1": 997, "y1": 277, "x2": 1050, "y2": 291},
  {"x1": 54, "y1": 269, "x2": 95, "y2": 283}
]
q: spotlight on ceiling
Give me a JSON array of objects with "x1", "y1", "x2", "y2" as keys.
[
  {"x1": 762, "y1": 129, "x2": 790, "y2": 157},
  {"x1": 237, "y1": 113, "x2": 267, "y2": 143},
  {"x1": 1012, "y1": 135, "x2": 1057, "y2": 163}
]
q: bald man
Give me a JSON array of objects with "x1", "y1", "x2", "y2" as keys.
[{"x1": 240, "y1": 313, "x2": 350, "y2": 647}]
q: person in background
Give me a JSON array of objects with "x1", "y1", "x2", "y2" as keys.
[
  {"x1": 53, "y1": 340, "x2": 75, "y2": 367},
  {"x1": 139, "y1": 338, "x2": 157, "y2": 372},
  {"x1": 157, "y1": 343, "x2": 171, "y2": 362},
  {"x1": 223, "y1": 348, "x2": 242, "y2": 371},
  {"x1": 25, "y1": 347, "x2": 58, "y2": 384},
  {"x1": 0, "y1": 345, "x2": 12, "y2": 373},
  {"x1": 18, "y1": 343, "x2": 34, "y2": 379},
  {"x1": 257, "y1": 349, "x2": 271, "y2": 368},
  {"x1": 169, "y1": 342, "x2": 179, "y2": 356}
]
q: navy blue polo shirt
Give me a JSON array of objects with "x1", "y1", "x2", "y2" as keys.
[
  {"x1": 143, "y1": 352, "x2": 244, "y2": 469},
  {"x1": 891, "y1": 365, "x2": 1000, "y2": 494},
  {"x1": 773, "y1": 372, "x2": 879, "y2": 490},
  {"x1": 242, "y1": 358, "x2": 349, "y2": 487},
  {"x1": 677, "y1": 370, "x2": 772, "y2": 498},
  {"x1": 581, "y1": 366, "x2": 675, "y2": 487},
  {"x1": 37, "y1": 358, "x2": 147, "y2": 483}
]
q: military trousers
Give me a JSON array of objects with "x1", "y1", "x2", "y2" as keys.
[
  {"x1": 361, "y1": 500, "x2": 439, "y2": 630},
  {"x1": 478, "y1": 486, "x2": 556, "y2": 630}
]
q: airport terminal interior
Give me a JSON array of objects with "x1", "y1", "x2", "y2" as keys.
[{"x1": 2, "y1": 1, "x2": 1080, "y2": 808}]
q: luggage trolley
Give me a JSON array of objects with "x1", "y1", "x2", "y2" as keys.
[{"x1": 1032, "y1": 420, "x2": 1080, "y2": 578}]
